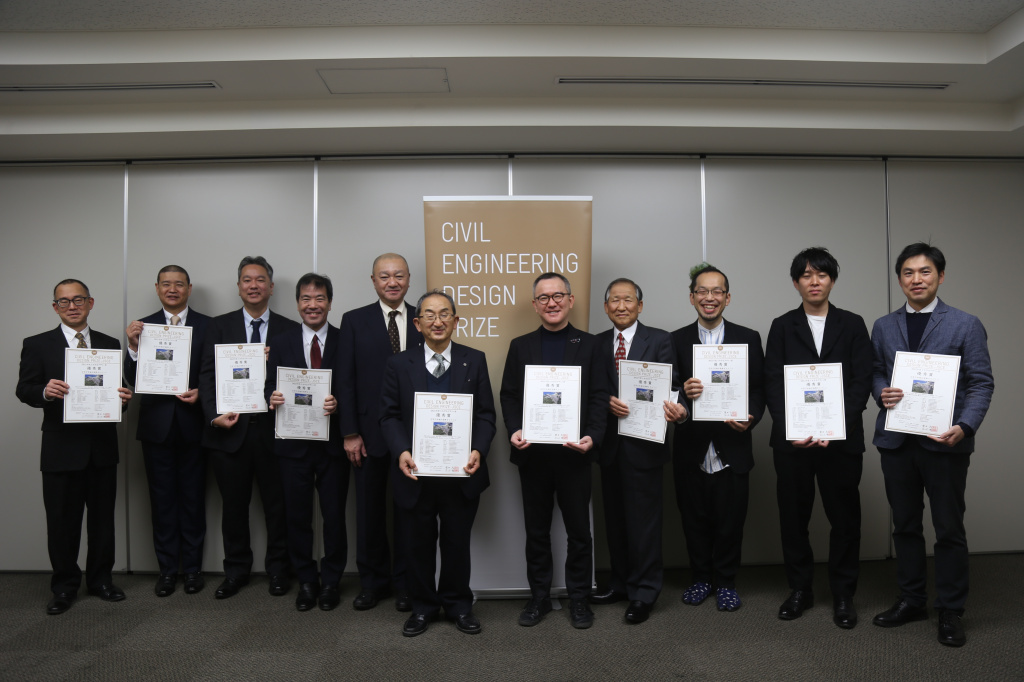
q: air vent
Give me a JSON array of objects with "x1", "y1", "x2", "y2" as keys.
[
  {"x1": 557, "y1": 77, "x2": 950, "y2": 90},
  {"x1": 0, "y1": 82, "x2": 220, "y2": 92}
]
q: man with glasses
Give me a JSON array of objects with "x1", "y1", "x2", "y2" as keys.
[
  {"x1": 500, "y1": 272, "x2": 608, "y2": 629},
  {"x1": 17, "y1": 279, "x2": 132, "y2": 615}
]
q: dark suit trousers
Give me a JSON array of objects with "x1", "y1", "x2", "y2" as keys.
[
  {"x1": 278, "y1": 444, "x2": 350, "y2": 585},
  {"x1": 403, "y1": 478, "x2": 479, "y2": 617},
  {"x1": 773, "y1": 448, "x2": 862, "y2": 598},
  {"x1": 208, "y1": 419, "x2": 288, "y2": 578},
  {"x1": 675, "y1": 463, "x2": 748, "y2": 589},
  {"x1": 518, "y1": 449, "x2": 593, "y2": 600},
  {"x1": 600, "y1": 452, "x2": 664, "y2": 603},
  {"x1": 352, "y1": 453, "x2": 408, "y2": 594},
  {"x1": 142, "y1": 436, "x2": 206, "y2": 575},
  {"x1": 41, "y1": 459, "x2": 117, "y2": 594},
  {"x1": 880, "y1": 440, "x2": 970, "y2": 612}
]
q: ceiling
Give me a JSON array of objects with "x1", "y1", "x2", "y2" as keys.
[{"x1": 2, "y1": 0, "x2": 1023, "y2": 162}]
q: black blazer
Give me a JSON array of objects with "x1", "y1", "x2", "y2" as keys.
[
  {"x1": 124, "y1": 308, "x2": 210, "y2": 445},
  {"x1": 16, "y1": 326, "x2": 122, "y2": 472},
  {"x1": 672, "y1": 319, "x2": 766, "y2": 474},
  {"x1": 337, "y1": 300, "x2": 418, "y2": 458},
  {"x1": 199, "y1": 308, "x2": 299, "y2": 453},
  {"x1": 596, "y1": 321, "x2": 680, "y2": 469},
  {"x1": 499, "y1": 323, "x2": 608, "y2": 465},
  {"x1": 764, "y1": 303, "x2": 873, "y2": 455},
  {"x1": 379, "y1": 340, "x2": 496, "y2": 510}
]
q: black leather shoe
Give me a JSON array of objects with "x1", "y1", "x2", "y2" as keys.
[
  {"x1": 778, "y1": 590, "x2": 813, "y2": 620},
  {"x1": 46, "y1": 592, "x2": 76, "y2": 615},
  {"x1": 872, "y1": 597, "x2": 928, "y2": 628},
  {"x1": 570, "y1": 599, "x2": 594, "y2": 629},
  {"x1": 589, "y1": 587, "x2": 627, "y2": 605},
  {"x1": 451, "y1": 612, "x2": 482, "y2": 634},
  {"x1": 318, "y1": 585, "x2": 341, "y2": 611},
  {"x1": 937, "y1": 610, "x2": 966, "y2": 647},
  {"x1": 394, "y1": 592, "x2": 412, "y2": 612},
  {"x1": 214, "y1": 576, "x2": 249, "y2": 599},
  {"x1": 518, "y1": 597, "x2": 553, "y2": 627},
  {"x1": 268, "y1": 574, "x2": 290, "y2": 597},
  {"x1": 154, "y1": 574, "x2": 177, "y2": 598},
  {"x1": 625, "y1": 600, "x2": 652, "y2": 624},
  {"x1": 353, "y1": 589, "x2": 389, "y2": 611},
  {"x1": 183, "y1": 573, "x2": 204, "y2": 594},
  {"x1": 295, "y1": 582, "x2": 319, "y2": 611},
  {"x1": 402, "y1": 613, "x2": 435, "y2": 637},
  {"x1": 88, "y1": 584, "x2": 126, "y2": 602},
  {"x1": 833, "y1": 598, "x2": 858, "y2": 629}
]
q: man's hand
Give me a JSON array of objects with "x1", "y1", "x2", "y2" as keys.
[
  {"x1": 564, "y1": 435, "x2": 594, "y2": 454},
  {"x1": 323, "y1": 395, "x2": 337, "y2": 416},
  {"x1": 176, "y1": 388, "x2": 199, "y2": 405},
  {"x1": 510, "y1": 430, "x2": 530, "y2": 450},
  {"x1": 213, "y1": 412, "x2": 239, "y2": 429},
  {"x1": 930, "y1": 425, "x2": 965, "y2": 447},
  {"x1": 880, "y1": 386, "x2": 904, "y2": 409},
  {"x1": 44, "y1": 379, "x2": 70, "y2": 400},
  {"x1": 344, "y1": 434, "x2": 367, "y2": 467},
  {"x1": 725, "y1": 415, "x2": 754, "y2": 432},
  {"x1": 791, "y1": 435, "x2": 829, "y2": 449},
  {"x1": 399, "y1": 451, "x2": 418, "y2": 480},
  {"x1": 609, "y1": 396, "x2": 630, "y2": 418},
  {"x1": 683, "y1": 377, "x2": 703, "y2": 400},
  {"x1": 664, "y1": 401, "x2": 687, "y2": 422},
  {"x1": 465, "y1": 450, "x2": 481, "y2": 475},
  {"x1": 126, "y1": 321, "x2": 143, "y2": 352},
  {"x1": 118, "y1": 387, "x2": 133, "y2": 405},
  {"x1": 268, "y1": 390, "x2": 285, "y2": 410}
]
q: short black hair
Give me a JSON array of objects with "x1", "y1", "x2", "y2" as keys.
[
  {"x1": 688, "y1": 263, "x2": 729, "y2": 294},
  {"x1": 790, "y1": 247, "x2": 839, "y2": 282},
  {"x1": 157, "y1": 265, "x2": 190, "y2": 285},
  {"x1": 237, "y1": 255, "x2": 274, "y2": 281},
  {"x1": 603, "y1": 278, "x2": 642, "y2": 303},
  {"x1": 533, "y1": 272, "x2": 571, "y2": 296},
  {"x1": 295, "y1": 273, "x2": 333, "y2": 302},
  {"x1": 53, "y1": 278, "x2": 90, "y2": 299},
  {"x1": 895, "y1": 242, "x2": 946, "y2": 276},
  {"x1": 415, "y1": 289, "x2": 457, "y2": 317}
]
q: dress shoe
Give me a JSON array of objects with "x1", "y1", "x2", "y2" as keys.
[
  {"x1": 183, "y1": 573, "x2": 205, "y2": 595},
  {"x1": 268, "y1": 574, "x2": 290, "y2": 597},
  {"x1": 353, "y1": 589, "x2": 390, "y2": 611},
  {"x1": 88, "y1": 584, "x2": 126, "y2": 602},
  {"x1": 295, "y1": 582, "x2": 320, "y2": 611},
  {"x1": 833, "y1": 598, "x2": 858, "y2": 629},
  {"x1": 451, "y1": 612, "x2": 482, "y2": 634},
  {"x1": 46, "y1": 592, "x2": 76, "y2": 615},
  {"x1": 518, "y1": 597, "x2": 552, "y2": 627},
  {"x1": 214, "y1": 576, "x2": 249, "y2": 599},
  {"x1": 872, "y1": 597, "x2": 928, "y2": 628},
  {"x1": 624, "y1": 600, "x2": 652, "y2": 624},
  {"x1": 570, "y1": 598, "x2": 594, "y2": 629},
  {"x1": 937, "y1": 610, "x2": 966, "y2": 647},
  {"x1": 402, "y1": 613, "x2": 435, "y2": 637},
  {"x1": 394, "y1": 592, "x2": 412, "y2": 612},
  {"x1": 716, "y1": 588, "x2": 742, "y2": 612},
  {"x1": 682, "y1": 582, "x2": 711, "y2": 606},
  {"x1": 589, "y1": 587, "x2": 627, "y2": 605},
  {"x1": 154, "y1": 574, "x2": 177, "y2": 598},
  {"x1": 318, "y1": 585, "x2": 341, "y2": 611},
  {"x1": 777, "y1": 590, "x2": 813, "y2": 620}
]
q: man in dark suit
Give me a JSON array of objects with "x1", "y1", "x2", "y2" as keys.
[
  {"x1": 124, "y1": 265, "x2": 210, "y2": 597},
  {"x1": 590, "y1": 278, "x2": 685, "y2": 624},
  {"x1": 500, "y1": 272, "x2": 608, "y2": 630},
  {"x1": 338, "y1": 253, "x2": 416, "y2": 612},
  {"x1": 673, "y1": 264, "x2": 765, "y2": 614},
  {"x1": 17, "y1": 279, "x2": 132, "y2": 615},
  {"x1": 765, "y1": 247, "x2": 872, "y2": 629},
  {"x1": 199, "y1": 256, "x2": 299, "y2": 599},
  {"x1": 870, "y1": 243, "x2": 993, "y2": 647},
  {"x1": 380, "y1": 290, "x2": 496, "y2": 637},
  {"x1": 266, "y1": 273, "x2": 350, "y2": 612}
]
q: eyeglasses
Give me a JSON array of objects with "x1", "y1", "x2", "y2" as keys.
[
  {"x1": 534, "y1": 292, "x2": 569, "y2": 305},
  {"x1": 53, "y1": 296, "x2": 89, "y2": 309},
  {"x1": 693, "y1": 288, "x2": 728, "y2": 298},
  {"x1": 419, "y1": 311, "x2": 454, "y2": 322}
]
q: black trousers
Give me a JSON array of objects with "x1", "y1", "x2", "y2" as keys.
[
  {"x1": 880, "y1": 439, "x2": 970, "y2": 612},
  {"x1": 675, "y1": 463, "x2": 749, "y2": 589},
  {"x1": 141, "y1": 434, "x2": 206, "y2": 576},
  {"x1": 351, "y1": 453, "x2": 408, "y2": 594}
]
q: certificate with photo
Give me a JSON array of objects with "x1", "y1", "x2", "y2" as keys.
[
  {"x1": 783, "y1": 363, "x2": 846, "y2": 441},
  {"x1": 63, "y1": 347, "x2": 123, "y2": 423},
  {"x1": 522, "y1": 365, "x2": 582, "y2": 445},
  {"x1": 617, "y1": 359, "x2": 674, "y2": 443},
  {"x1": 691, "y1": 343, "x2": 749, "y2": 421},
  {"x1": 214, "y1": 343, "x2": 267, "y2": 414},
  {"x1": 134, "y1": 322, "x2": 194, "y2": 395},
  {"x1": 411, "y1": 392, "x2": 474, "y2": 477},
  {"x1": 884, "y1": 351, "x2": 961, "y2": 437},
  {"x1": 274, "y1": 366, "x2": 332, "y2": 441}
]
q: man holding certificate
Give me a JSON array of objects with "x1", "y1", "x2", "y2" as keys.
[
  {"x1": 673, "y1": 264, "x2": 765, "y2": 614},
  {"x1": 266, "y1": 273, "x2": 349, "y2": 612},
  {"x1": 500, "y1": 272, "x2": 608, "y2": 630},
  {"x1": 870, "y1": 243, "x2": 993, "y2": 647},
  {"x1": 765, "y1": 247, "x2": 872, "y2": 629},
  {"x1": 591, "y1": 278, "x2": 685, "y2": 624},
  {"x1": 16, "y1": 279, "x2": 132, "y2": 615},
  {"x1": 124, "y1": 265, "x2": 210, "y2": 598},
  {"x1": 379, "y1": 290, "x2": 496, "y2": 637}
]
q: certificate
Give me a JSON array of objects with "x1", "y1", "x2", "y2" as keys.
[
  {"x1": 274, "y1": 366, "x2": 332, "y2": 441},
  {"x1": 411, "y1": 392, "x2": 474, "y2": 477},
  {"x1": 134, "y1": 323, "x2": 193, "y2": 395},
  {"x1": 522, "y1": 365, "x2": 582, "y2": 444},
  {"x1": 617, "y1": 359, "x2": 673, "y2": 443},
  {"x1": 884, "y1": 351, "x2": 961, "y2": 437},
  {"x1": 692, "y1": 344, "x2": 749, "y2": 421},
  {"x1": 63, "y1": 347, "x2": 123, "y2": 423},
  {"x1": 783, "y1": 363, "x2": 846, "y2": 441},
  {"x1": 214, "y1": 343, "x2": 267, "y2": 414}
]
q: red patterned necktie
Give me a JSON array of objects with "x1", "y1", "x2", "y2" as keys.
[
  {"x1": 310, "y1": 334, "x2": 322, "y2": 369},
  {"x1": 615, "y1": 332, "x2": 626, "y2": 372}
]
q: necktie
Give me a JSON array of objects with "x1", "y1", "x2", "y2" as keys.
[
  {"x1": 432, "y1": 353, "x2": 446, "y2": 378},
  {"x1": 170, "y1": 314, "x2": 181, "y2": 326},
  {"x1": 388, "y1": 310, "x2": 401, "y2": 354},
  {"x1": 310, "y1": 334, "x2": 322, "y2": 369},
  {"x1": 615, "y1": 332, "x2": 626, "y2": 372},
  {"x1": 251, "y1": 319, "x2": 263, "y2": 344},
  {"x1": 75, "y1": 332, "x2": 87, "y2": 349}
]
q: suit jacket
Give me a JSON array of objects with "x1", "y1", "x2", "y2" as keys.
[
  {"x1": 499, "y1": 323, "x2": 608, "y2": 465},
  {"x1": 596, "y1": 321, "x2": 680, "y2": 469},
  {"x1": 264, "y1": 323, "x2": 343, "y2": 458},
  {"x1": 672, "y1": 319, "x2": 766, "y2": 474},
  {"x1": 871, "y1": 298, "x2": 993, "y2": 454},
  {"x1": 16, "y1": 325, "x2": 122, "y2": 472},
  {"x1": 198, "y1": 308, "x2": 300, "y2": 453},
  {"x1": 379, "y1": 340, "x2": 496, "y2": 509},
  {"x1": 765, "y1": 303, "x2": 873, "y2": 455},
  {"x1": 337, "y1": 300, "x2": 418, "y2": 458},
  {"x1": 124, "y1": 308, "x2": 210, "y2": 444}
]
